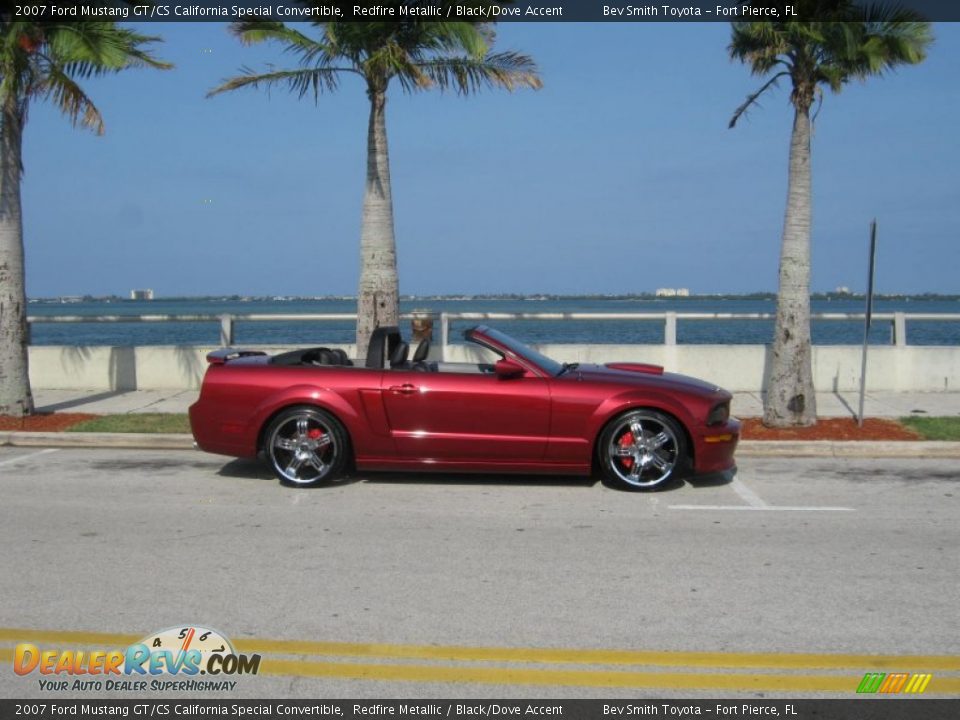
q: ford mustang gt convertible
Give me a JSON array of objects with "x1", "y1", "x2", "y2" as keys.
[{"x1": 189, "y1": 325, "x2": 740, "y2": 490}]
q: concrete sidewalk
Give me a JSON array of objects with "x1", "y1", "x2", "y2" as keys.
[{"x1": 32, "y1": 388, "x2": 960, "y2": 418}]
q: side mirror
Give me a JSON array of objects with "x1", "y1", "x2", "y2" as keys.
[{"x1": 494, "y1": 358, "x2": 525, "y2": 379}]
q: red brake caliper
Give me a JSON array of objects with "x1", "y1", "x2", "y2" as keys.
[
  {"x1": 618, "y1": 431, "x2": 634, "y2": 470},
  {"x1": 308, "y1": 428, "x2": 323, "y2": 440}
]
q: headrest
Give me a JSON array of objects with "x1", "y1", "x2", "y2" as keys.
[
  {"x1": 389, "y1": 341, "x2": 409, "y2": 367},
  {"x1": 365, "y1": 326, "x2": 401, "y2": 369},
  {"x1": 412, "y1": 339, "x2": 430, "y2": 362}
]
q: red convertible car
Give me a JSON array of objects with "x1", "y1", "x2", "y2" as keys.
[{"x1": 189, "y1": 325, "x2": 739, "y2": 490}]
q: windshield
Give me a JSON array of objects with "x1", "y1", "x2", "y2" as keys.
[{"x1": 471, "y1": 327, "x2": 565, "y2": 377}]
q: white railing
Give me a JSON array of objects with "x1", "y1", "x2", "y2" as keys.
[
  {"x1": 437, "y1": 311, "x2": 960, "y2": 348},
  {"x1": 25, "y1": 311, "x2": 960, "y2": 348}
]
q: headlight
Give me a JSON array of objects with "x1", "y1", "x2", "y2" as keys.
[{"x1": 707, "y1": 402, "x2": 730, "y2": 426}]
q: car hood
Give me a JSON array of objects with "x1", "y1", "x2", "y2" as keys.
[{"x1": 573, "y1": 363, "x2": 725, "y2": 396}]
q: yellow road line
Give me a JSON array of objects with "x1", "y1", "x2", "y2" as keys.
[
  {"x1": 257, "y1": 659, "x2": 960, "y2": 693},
  {"x1": 234, "y1": 639, "x2": 960, "y2": 671},
  {"x1": 2, "y1": 648, "x2": 956, "y2": 693},
  {"x1": 1, "y1": 628, "x2": 959, "y2": 672}
]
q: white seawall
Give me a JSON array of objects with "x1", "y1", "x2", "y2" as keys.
[{"x1": 27, "y1": 344, "x2": 958, "y2": 393}]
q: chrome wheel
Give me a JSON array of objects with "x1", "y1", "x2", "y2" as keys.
[
  {"x1": 265, "y1": 407, "x2": 346, "y2": 486},
  {"x1": 601, "y1": 410, "x2": 684, "y2": 489}
]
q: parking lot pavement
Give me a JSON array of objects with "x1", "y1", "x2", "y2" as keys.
[{"x1": 0, "y1": 448, "x2": 957, "y2": 699}]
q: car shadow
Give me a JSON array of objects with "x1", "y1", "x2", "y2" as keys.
[
  {"x1": 361, "y1": 472, "x2": 597, "y2": 488},
  {"x1": 686, "y1": 467, "x2": 737, "y2": 488},
  {"x1": 214, "y1": 458, "x2": 734, "y2": 492},
  {"x1": 216, "y1": 458, "x2": 276, "y2": 481}
]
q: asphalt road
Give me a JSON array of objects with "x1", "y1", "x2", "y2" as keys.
[{"x1": 0, "y1": 447, "x2": 957, "y2": 699}]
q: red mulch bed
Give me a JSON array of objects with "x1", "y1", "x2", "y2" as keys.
[
  {"x1": 0, "y1": 413, "x2": 98, "y2": 432},
  {"x1": 740, "y1": 417, "x2": 922, "y2": 441}
]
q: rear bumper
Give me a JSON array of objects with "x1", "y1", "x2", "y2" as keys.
[
  {"x1": 693, "y1": 417, "x2": 741, "y2": 474},
  {"x1": 189, "y1": 399, "x2": 257, "y2": 458}
]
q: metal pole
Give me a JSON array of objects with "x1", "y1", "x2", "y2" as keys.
[{"x1": 858, "y1": 220, "x2": 878, "y2": 427}]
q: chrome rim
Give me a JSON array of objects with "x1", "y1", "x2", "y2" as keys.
[
  {"x1": 269, "y1": 413, "x2": 337, "y2": 485},
  {"x1": 607, "y1": 413, "x2": 679, "y2": 488}
]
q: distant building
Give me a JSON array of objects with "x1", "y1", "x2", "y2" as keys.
[
  {"x1": 835, "y1": 286, "x2": 852, "y2": 295},
  {"x1": 655, "y1": 288, "x2": 691, "y2": 297},
  {"x1": 130, "y1": 289, "x2": 154, "y2": 300}
]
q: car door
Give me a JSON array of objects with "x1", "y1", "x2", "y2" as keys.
[{"x1": 380, "y1": 367, "x2": 551, "y2": 463}]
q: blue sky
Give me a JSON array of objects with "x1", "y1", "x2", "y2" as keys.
[{"x1": 23, "y1": 22, "x2": 960, "y2": 297}]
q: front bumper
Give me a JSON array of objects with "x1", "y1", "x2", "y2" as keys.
[{"x1": 693, "y1": 417, "x2": 741, "y2": 474}]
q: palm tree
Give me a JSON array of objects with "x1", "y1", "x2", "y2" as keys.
[
  {"x1": 209, "y1": 14, "x2": 541, "y2": 356},
  {"x1": 728, "y1": 3, "x2": 932, "y2": 426},
  {"x1": 0, "y1": 21, "x2": 169, "y2": 416}
]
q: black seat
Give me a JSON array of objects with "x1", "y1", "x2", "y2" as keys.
[
  {"x1": 365, "y1": 326, "x2": 401, "y2": 369},
  {"x1": 271, "y1": 347, "x2": 352, "y2": 367},
  {"x1": 411, "y1": 339, "x2": 432, "y2": 371},
  {"x1": 412, "y1": 339, "x2": 430, "y2": 362},
  {"x1": 389, "y1": 341, "x2": 410, "y2": 368}
]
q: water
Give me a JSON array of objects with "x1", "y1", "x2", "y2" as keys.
[{"x1": 26, "y1": 297, "x2": 960, "y2": 347}]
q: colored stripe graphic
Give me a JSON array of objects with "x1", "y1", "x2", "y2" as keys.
[
  {"x1": 856, "y1": 672, "x2": 885, "y2": 693},
  {"x1": 879, "y1": 672, "x2": 909, "y2": 693},
  {"x1": 904, "y1": 674, "x2": 933, "y2": 694},
  {"x1": 858, "y1": 672, "x2": 934, "y2": 694}
]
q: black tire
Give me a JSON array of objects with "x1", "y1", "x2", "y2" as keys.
[
  {"x1": 598, "y1": 409, "x2": 688, "y2": 491},
  {"x1": 263, "y1": 406, "x2": 349, "y2": 487}
]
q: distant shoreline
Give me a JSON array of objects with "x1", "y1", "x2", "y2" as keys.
[{"x1": 28, "y1": 292, "x2": 960, "y2": 304}]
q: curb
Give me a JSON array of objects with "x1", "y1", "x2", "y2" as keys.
[
  {"x1": 0, "y1": 432, "x2": 194, "y2": 450},
  {"x1": 3, "y1": 432, "x2": 960, "y2": 458},
  {"x1": 737, "y1": 440, "x2": 960, "y2": 458}
]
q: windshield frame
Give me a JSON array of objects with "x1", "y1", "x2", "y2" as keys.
[{"x1": 465, "y1": 325, "x2": 565, "y2": 378}]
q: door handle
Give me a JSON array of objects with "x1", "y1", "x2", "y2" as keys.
[{"x1": 388, "y1": 384, "x2": 416, "y2": 395}]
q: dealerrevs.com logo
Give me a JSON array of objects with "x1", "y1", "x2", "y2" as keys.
[{"x1": 13, "y1": 626, "x2": 260, "y2": 692}]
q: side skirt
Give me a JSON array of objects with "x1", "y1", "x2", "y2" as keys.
[{"x1": 356, "y1": 457, "x2": 590, "y2": 476}]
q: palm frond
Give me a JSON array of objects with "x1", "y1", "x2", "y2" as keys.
[
  {"x1": 366, "y1": 40, "x2": 429, "y2": 92},
  {"x1": 414, "y1": 21, "x2": 490, "y2": 59},
  {"x1": 46, "y1": 23, "x2": 171, "y2": 76},
  {"x1": 207, "y1": 65, "x2": 348, "y2": 101},
  {"x1": 418, "y1": 51, "x2": 542, "y2": 95},
  {"x1": 229, "y1": 19, "x2": 336, "y2": 66},
  {"x1": 729, "y1": 71, "x2": 789, "y2": 128},
  {"x1": 39, "y1": 63, "x2": 104, "y2": 133}
]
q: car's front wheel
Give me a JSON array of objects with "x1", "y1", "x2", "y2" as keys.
[
  {"x1": 264, "y1": 406, "x2": 348, "y2": 487},
  {"x1": 599, "y1": 409, "x2": 687, "y2": 490}
]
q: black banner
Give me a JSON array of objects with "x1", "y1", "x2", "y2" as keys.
[
  {"x1": 2, "y1": 700, "x2": 959, "y2": 720},
  {"x1": 7, "y1": 0, "x2": 960, "y2": 23}
]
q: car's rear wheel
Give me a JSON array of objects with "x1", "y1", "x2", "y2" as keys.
[
  {"x1": 264, "y1": 406, "x2": 348, "y2": 487},
  {"x1": 599, "y1": 409, "x2": 687, "y2": 490}
]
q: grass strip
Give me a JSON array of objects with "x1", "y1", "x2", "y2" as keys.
[
  {"x1": 899, "y1": 416, "x2": 960, "y2": 441},
  {"x1": 65, "y1": 413, "x2": 190, "y2": 434}
]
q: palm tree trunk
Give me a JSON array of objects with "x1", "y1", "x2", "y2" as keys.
[
  {"x1": 355, "y1": 88, "x2": 399, "y2": 360},
  {"x1": 0, "y1": 107, "x2": 34, "y2": 416},
  {"x1": 764, "y1": 105, "x2": 816, "y2": 426}
]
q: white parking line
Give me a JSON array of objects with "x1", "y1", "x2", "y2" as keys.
[
  {"x1": 669, "y1": 472, "x2": 855, "y2": 512},
  {"x1": 0, "y1": 448, "x2": 59, "y2": 467},
  {"x1": 730, "y1": 477, "x2": 768, "y2": 507}
]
